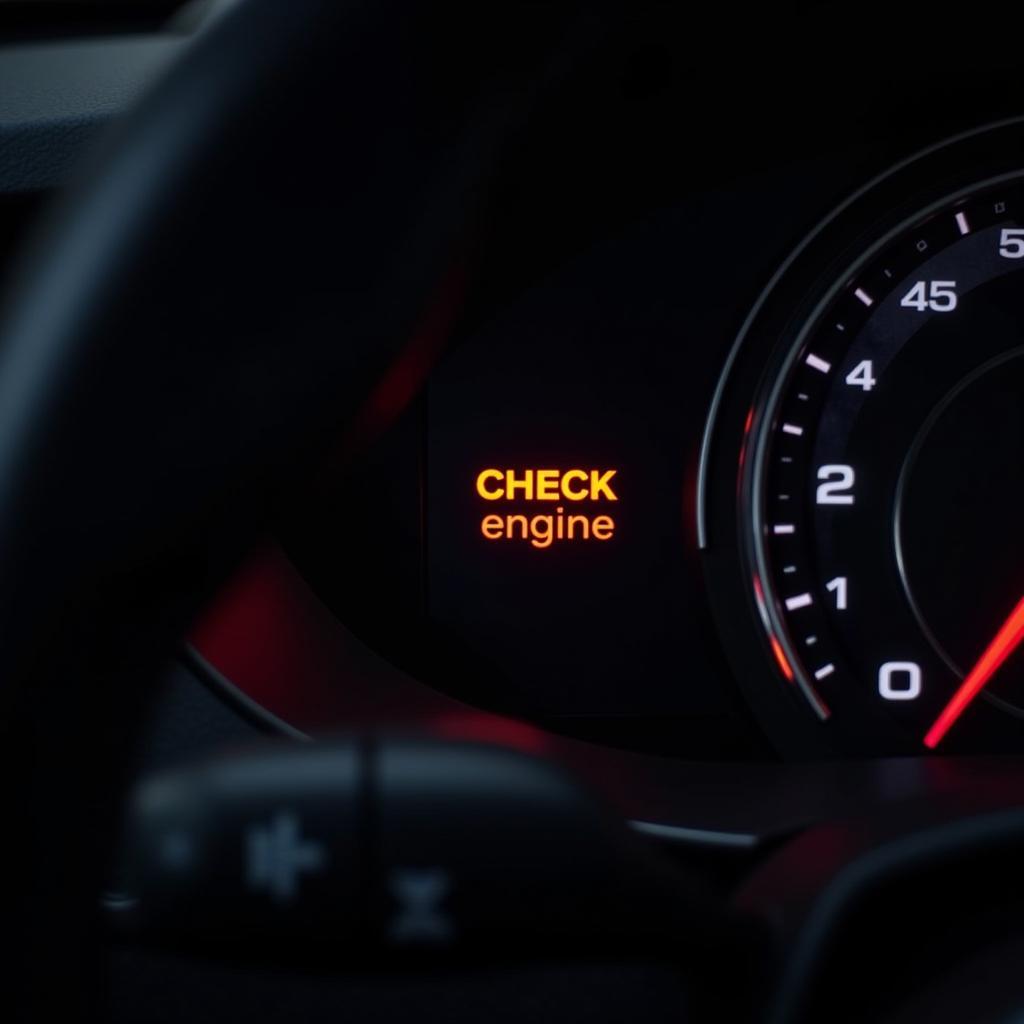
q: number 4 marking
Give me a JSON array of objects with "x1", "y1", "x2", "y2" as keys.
[{"x1": 845, "y1": 360, "x2": 876, "y2": 391}]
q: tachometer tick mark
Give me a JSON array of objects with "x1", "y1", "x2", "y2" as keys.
[
  {"x1": 814, "y1": 664, "x2": 835, "y2": 680},
  {"x1": 855, "y1": 287, "x2": 874, "y2": 306},
  {"x1": 785, "y1": 593, "x2": 813, "y2": 611},
  {"x1": 955, "y1": 210, "x2": 970, "y2": 235}
]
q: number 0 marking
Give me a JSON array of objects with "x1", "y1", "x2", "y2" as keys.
[{"x1": 878, "y1": 661, "x2": 921, "y2": 701}]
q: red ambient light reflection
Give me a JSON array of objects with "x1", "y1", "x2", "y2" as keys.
[{"x1": 190, "y1": 544, "x2": 549, "y2": 753}]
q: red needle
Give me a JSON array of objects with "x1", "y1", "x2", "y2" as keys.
[{"x1": 924, "y1": 593, "x2": 1024, "y2": 749}]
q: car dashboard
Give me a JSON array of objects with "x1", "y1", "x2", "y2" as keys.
[{"x1": 4, "y1": 5, "x2": 1024, "y2": 1023}]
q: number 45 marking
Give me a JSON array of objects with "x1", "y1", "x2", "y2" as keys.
[{"x1": 900, "y1": 280, "x2": 957, "y2": 312}]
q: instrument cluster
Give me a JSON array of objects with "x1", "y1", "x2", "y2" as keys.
[{"x1": 190, "y1": 34, "x2": 1024, "y2": 761}]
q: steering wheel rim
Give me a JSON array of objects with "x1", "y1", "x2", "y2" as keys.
[{"x1": 0, "y1": 3, "x2": 576, "y2": 1017}]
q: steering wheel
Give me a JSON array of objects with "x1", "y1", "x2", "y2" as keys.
[{"x1": 0, "y1": 3, "x2": 583, "y2": 1017}]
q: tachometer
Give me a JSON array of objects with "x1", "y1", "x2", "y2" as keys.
[
  {"x1": 706, "y1": 121, "x2": 1024, "y2": 755},
  {"x1": 751, "y1": 176, "x2": 1024, "y2": 753}
]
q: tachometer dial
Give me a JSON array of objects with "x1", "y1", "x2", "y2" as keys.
[{"x1": 747, "y1": 174, "x2": 1024, "y2": 753}]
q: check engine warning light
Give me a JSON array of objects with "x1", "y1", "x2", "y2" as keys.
[{"x1": 475, "y1": 468, "x2": 618, "y2": 549}]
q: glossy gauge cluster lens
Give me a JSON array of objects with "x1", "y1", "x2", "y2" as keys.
[{"x1": 748, "y1": 175, "x2": 1024, "y2": 753}]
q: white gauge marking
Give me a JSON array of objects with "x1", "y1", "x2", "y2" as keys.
[
  {"x1": 782, "y1": 423, "x2": 804, "y2": 436},
  {"x1": 855, "y1": 287, "x2": 873, "y2": 306},
  {"x1": 773, "y1": 524, "x2": 795, "y2": 535},
  {"x1": 879, "y1": 661, "x2": 921, "y2": 701},
  {"x1": 998, "y1": 229, "x2": 1024, "y2": 257},
  {"x1": 805, "y1": 353, "x2": 831, "y2": 373},
  {"x1": 785, "y1": 593, "x2": 813, "y2": 611},
  {"x1": 814, "y1": 663, "x2": 836, "y2": 680},
  {"x1": 955, "y1": 210, "x2": 970, "y2": 235},
  {"x1": 816, "y1": 464, "x2": 856, "y2": 505},
  {"x1": 805, "y1": 636, "x2": 818, "y2": 646}
]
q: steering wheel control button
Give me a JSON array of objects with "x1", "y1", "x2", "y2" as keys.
[
  {"x1": 117, "y1": 744, "x2": 362, "y2": 944},
  {"x1": 371, "y1": 739, "x2": 659, "y2": 952},
  {"x1": 116, "y1": 739, "x2": 733, "y2": 961},
  {"x1": 387, "y1": 867, "x2": 455, "y2": 947},
  {"x1": 245, "y1": 810, "x2": 329, "y2": 905}
]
